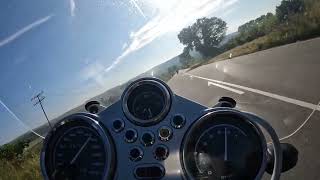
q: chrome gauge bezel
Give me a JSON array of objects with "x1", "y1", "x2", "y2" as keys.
[
  {"x1": 181, "y1": 109, "x2": 267, "y2": 180},
  {"x1": 40, "y1": 114, "x2": 116, "y2": 180},
  {"x1": 122, "y1": 78, "x2": 172, "y2": 126}
]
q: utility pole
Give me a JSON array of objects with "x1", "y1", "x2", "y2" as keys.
[{"x1": 31, "y1": 91, "x2": 52, "y2": 129}]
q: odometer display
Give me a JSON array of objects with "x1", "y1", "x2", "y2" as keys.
[{"x1": 41, "y1": 115, "x2": 115, "y2": 180}]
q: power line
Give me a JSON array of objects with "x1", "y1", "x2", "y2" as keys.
[
  {"x1": 31, "y1": 91, "x2": 52, "y2": 130},
  {"x1": 0, "y1": 99, "x2": 45, "y2": 139}
]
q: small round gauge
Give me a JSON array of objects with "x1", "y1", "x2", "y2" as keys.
[
  {"x1": 122, "y1": 79, "x2": 171, "y2": 126},
  {"x1": 41, "y1": 115, "x2": 115, "y2": 180},
  {"x1": 182, "y1": 111, "x2": 266, "y2": 180},
  {"x1": 130, "y1": 89, "x2": 164, "y2": 120}
]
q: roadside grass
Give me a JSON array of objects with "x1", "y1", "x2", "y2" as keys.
[
  {"x1": 188, "y1": 37, "x2": 269, "y2": 70},
  {"x1": 189, "y1": 32, "x2": 320, "y2": 71},
  {"x1": 0, "y1": 142, "x2": 42, "y2": 180}
]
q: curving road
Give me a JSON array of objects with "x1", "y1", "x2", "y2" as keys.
[{"x1": 168, "y1": 37, "x2": 320, "y2": 180}]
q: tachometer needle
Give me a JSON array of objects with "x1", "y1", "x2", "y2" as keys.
[
  {"x1": 148, "y1": 108, "x2": 153, "y2": 118},
  {"x1": 224, "y1": 127, "x2": 228, "y2": 161},
  {"x1": 70, "y1": 136, "x2": 91, "y2": 164}
]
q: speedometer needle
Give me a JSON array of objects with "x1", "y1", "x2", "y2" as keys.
[
  {"x1": 70, "y1": 136, "x2": 91, "y2": 164},
  {"x1": 50, "y1": 136, "x2": 91, "y2": 179},
  {"x1": 224, "y1": 127, "x2": 228, "y2": 161}
]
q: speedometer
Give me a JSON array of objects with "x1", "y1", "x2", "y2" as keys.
[
  {"x1": 182, "y1": 111, "x2": 267, "y2": 180},
  {"x1": 41, "y1": 114, "x2": 115, "y2": 180}
]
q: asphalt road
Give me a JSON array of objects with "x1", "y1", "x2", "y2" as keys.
[{"x1": 168, "y1": 37, "x2": 320, "y2": 180}]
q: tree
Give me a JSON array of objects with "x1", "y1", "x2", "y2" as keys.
[
  {"x1": 260, "y1": 13, "x2": 278, "y2": 35},
  {"x1": 276, "y1": 0, "x2": 305, "y2": 22},
  {"x1": 234, "y1": 13, "x2": 277, "y2": 46},
  {"x1": 167, "y1": 65, "x2": 178, "y2": 76},
  {"x1": 178, "y1": 17, "x2": 227, "y2": 57},
  {"x1": 177, "y1": 28, "x2": 194, "y2": 52},
  {"x1": 178, "y1": 47, "x2": 192, "y2": 68}
]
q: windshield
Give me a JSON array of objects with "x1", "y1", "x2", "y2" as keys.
[{"x1": 0, "y1": 0, "x2": 319, "y2": 179}]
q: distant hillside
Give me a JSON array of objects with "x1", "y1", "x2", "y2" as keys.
[
  {"x1": 89, "y1": 55, "x2": 183, "y2": 107},
  {"x1": 144, "y1": 56, "x2": 182, "y2": 76}
]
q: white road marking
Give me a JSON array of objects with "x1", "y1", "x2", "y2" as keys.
[
  {"x1": 182, "y1": 72, "x2": 320, "y2": 142},
  {"x1": 223, "y1": 67, "x2": 228, "y2": 73},
  {"x1": 273, "y1": 101, "x2": 320, "y2": 143},
  {"x1": 185, "y1": 72, "x2": 320, "y2": 111},
  {"x1": 208, "y1": 82, "x2": 244, "y2": 95}
]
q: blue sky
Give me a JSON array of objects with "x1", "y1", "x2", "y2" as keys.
[{"x1": 0, "y1": 0, "x2": 280, "y2": 144}]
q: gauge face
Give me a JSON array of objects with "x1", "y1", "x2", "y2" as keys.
[
  {"x1": 130, "y1": 90, "x2": 164, "y2": 120},
  {"x1": 183, "y1": 112, "x2": 265, "y2": 180},
  {"x1": 195, "y1": 125, "x2": 255, "y2": 179},
  {"x1": 123, "y1": 79, "x2": 171, "y2": 126},
  {"x1": 41, "y1": 116, "x2": 115, "y2": 180},
  {"x1": 52, "y1": 127, "x2": 106, "y2": 179}
]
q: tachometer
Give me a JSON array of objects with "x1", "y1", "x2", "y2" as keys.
[
  {"x1": 41, "y1": 114, "x2": 115, "y2": 180},
  {"x1": 122, "y1": 78, "x2": 171, "y2": 126},
  {"x1": 182, "y1": 111, "x2": 266, "y2": 180},
  {"x1": 130, "y1": 90, "x2": 164, "y2": 120}
]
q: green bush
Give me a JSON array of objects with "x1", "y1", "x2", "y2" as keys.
[
  {"x1": 0, "y1": 142, "x2": 42, "y2": 180},
  {"x1": 224, "y1": 0, "x2": 320, "y2": 54},
  {"x1": 0, "y1": 140, "x2": 29, "y2": 161}
]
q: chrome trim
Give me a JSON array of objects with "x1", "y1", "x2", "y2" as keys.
[{"x1": 40, "y1": 113, "x2": 115, "y2": 180}]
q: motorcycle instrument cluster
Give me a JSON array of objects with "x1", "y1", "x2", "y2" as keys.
[{"x1": 41, "y1": 78, "x2": 287, "y2": 180}]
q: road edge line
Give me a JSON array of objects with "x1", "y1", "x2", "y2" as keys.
[{"x1": 185, "y1": 72, "x2": 319, "y2": 111}]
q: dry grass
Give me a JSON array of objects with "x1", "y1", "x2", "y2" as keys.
[
  {"x1": 188, "y1": 36, "x2": 269, "y2": 70},
  {"x1": 0, "y1": 143, "x2": 42, "y2": 180}
]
